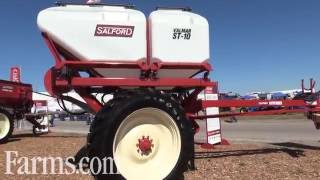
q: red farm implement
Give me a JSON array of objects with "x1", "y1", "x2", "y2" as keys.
[
  {"x1": 0, "y1": 80, "x2": 48, "y2": 143},
  {"x1": 38, "y1": 2, "x2": 320, "y2": 179}
]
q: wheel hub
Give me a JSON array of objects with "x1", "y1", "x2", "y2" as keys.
[
  {"x1": 137, "y1": 136, "x2": 154, "y2": 156},
  {"x1": 113, "y1": 108, "x2": 182, "y2": 179}
]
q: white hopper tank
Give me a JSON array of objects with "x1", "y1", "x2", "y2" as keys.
[
  {"x1": 149, "y1": 9, "x2": 210, "y2": 78},
  {"x1": 37, "y1": 4, "x2": 147, "y2": 77}
]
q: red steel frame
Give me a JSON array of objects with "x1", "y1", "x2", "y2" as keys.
[{"x1": 42, "y1": 33, "x2": 320, "y2": 126}]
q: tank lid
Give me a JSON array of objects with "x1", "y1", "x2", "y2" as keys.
[
  {"x1": 155, "y1": 6, "x2": 192, "y2": 12},
  {"x1": 55, "y1": 1, "x2": 135, "y2": 9}
]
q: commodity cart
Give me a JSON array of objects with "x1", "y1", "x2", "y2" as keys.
[{"x1": 38, "y1": 2, "x2": 320, "y2": 179}]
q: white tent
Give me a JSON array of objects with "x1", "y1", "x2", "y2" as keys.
[{"x1": 32, "y1": 92, "x2": 113, "y2": 112}]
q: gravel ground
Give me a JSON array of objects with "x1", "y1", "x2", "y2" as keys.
[
  {"x1": 186, "y1": 143, "x2": 320, "y2": 180},
  {"x1": 1, "y1": 131, "x2": 320, "y2": 180}
]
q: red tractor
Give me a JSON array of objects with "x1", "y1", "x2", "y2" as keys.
[{"x1": 37, "y1": 2, "x2": 320, "y2": 179}]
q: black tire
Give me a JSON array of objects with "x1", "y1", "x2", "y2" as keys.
[
  {"x1": 314, "y1": 121, "x2": 320, "y2": 130},
  {"x1": 88, "y1": 89, "x2": 194, "y2": 180},
  {"x1": 32, "y1": 126, "x2": 44, "y2": 136},
  {"x1": 0, "y1": 109, "x2": 14, "y2": 144},
  {"x1": 239, "y1": 107, "x2": 248, "y2": 113}
]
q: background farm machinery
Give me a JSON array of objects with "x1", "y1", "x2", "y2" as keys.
[{"x1": 0, "y1": 79, "x2": 49, "y2": 143}]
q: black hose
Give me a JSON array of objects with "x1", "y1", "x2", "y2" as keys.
[
  {"x1": 100, "y1": 93, "x2": 110, "y2": 105},
  {"x1": 58, "y1": 98, "x2": 87, "y2": 116},
  {"x1": 33, "y1": 91, "x2": 90, "y2": 115}
]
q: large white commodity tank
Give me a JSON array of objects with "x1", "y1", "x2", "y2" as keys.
[
  {"x1": 37, "y1": 4, "x2": 146, "y2": 77},
  {"x1": 149, "y1": 9, "x2": 210, "y2": 78},
  {"x1": 38, "y1": 5, "x2": 210, "y2": 79}
]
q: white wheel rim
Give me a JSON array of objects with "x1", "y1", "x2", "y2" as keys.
[
  {"x1": 113, "y1": 108, "x2": 181, "y2": 180},
  {"x1": 0, "y1": 113, "x2": 11, "y2": 140}
]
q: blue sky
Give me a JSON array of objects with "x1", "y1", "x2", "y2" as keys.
[{"x1": 0, "y1": 0, "x2": 319, "y2": 93}]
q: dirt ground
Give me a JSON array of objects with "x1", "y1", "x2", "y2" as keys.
[{"x1": 0, "y1": 131, "x2": 320, "y2": 180}]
